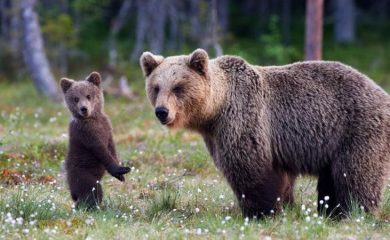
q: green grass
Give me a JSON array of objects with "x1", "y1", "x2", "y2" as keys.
[{"x1": 0, "y1": 81, "x2": 389, "y2": 239}]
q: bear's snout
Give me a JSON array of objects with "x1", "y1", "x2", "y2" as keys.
[
  {"x1": 80, "y1": 106, "x2": 88, "y2": 115},
  {"x1": 155, "y1": 106, "x2": 169, "y2": 124}
]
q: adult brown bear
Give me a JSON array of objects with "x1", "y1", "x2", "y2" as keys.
[{"x1": 140, "y1": 49, "x2": 390, "y2": 218}]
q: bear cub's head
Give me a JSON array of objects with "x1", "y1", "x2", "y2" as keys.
[
  {"x1": 140, "y1": 49, "x2": 210, "y2": 129},
  {"x1": 60, "y1": 72, "x2": 103, "y2": 119}
]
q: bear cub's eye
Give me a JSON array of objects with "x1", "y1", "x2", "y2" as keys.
[
  {"x1": 154, "y1": 86, "x2": 160, "y2": 94},
  {"x1": 173, "y1": 86, "x2": 184, "y2": 96},
  {"x1": 74, "y1": 97, "x2": 79, "y2": 103},
  {"x1": 86, "y1": 95, "x2": 91, "y2": 100}
]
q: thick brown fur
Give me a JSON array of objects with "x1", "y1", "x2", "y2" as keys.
[
  {"x1": 60, "y1": 72, "x2": 130, "y2": 209},
  {"x1": 140, "y1": 49, "x2": 390, "y2": 218}
]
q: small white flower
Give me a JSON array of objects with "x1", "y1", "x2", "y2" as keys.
[
  {"x1": 242, "y1": 194, "x2": 245, "y2": 199},
  {"x1": 85, "y1": 217, "x2": 95, "y2": 225},
  {"x1": 324, "y1": 196, "x2": 330, "y2": 201},
  {"x1": 195, "y1": 208, "x2": 200, "y2": 213}
]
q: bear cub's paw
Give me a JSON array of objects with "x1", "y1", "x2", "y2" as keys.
[{"x1": 108, "y1": 166, "x2": 131, "y2": 182}]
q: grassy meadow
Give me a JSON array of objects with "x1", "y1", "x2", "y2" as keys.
[{"x1": 0, "y1": 80, "x2": 389, "y2": 240}]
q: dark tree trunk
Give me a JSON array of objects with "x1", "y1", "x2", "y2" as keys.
[
  {"x1": 217, "y1": 0, "x2": 229, "y2": 34},
  {"x1": 0, "y1": 0, "x2": 8, "y2": 37},
  {"x1": 167, "y1": 0, "x2": 180, "y2": 51},
  {"x1": 148, "y1": 0, "x2": 166, "y2": 54},
  {"x1": 305, "y1": 0, "x2": 323, "y2": 60},
  {"x1": 9, "y1": 0, "x2": 20, "y2": 55},
  {"x1": 334, "y1": 0, "x2": 355, "y2": 43},
  {"x1": 131, "y1": 0, "x2": 167, "y2": 60},
  {"x1": 109, "y1": 0, "x2": 132, "y2": 70},
  {"x1": 0, "y1": 0, "x2": 20, "y2": 56},
  {"x1": 130, "y1": 0, "x2": 147, "y2": 61},
  {"x1": 190, "y1": 0, "x2": 201, "y2": 43},
  {"x1": 210, "y1": 0, "x2": 222, "y2": 56},
  {"x1": 20, "y1": 0, "x2": 61, "y2": 101},
  {"x1": 281, "y1": 0, "x2": 291, "y2": 45}
]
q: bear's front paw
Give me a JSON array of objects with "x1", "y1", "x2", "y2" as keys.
[{"x1": 109, "y1": 166, "x2": 131, "y2": 182}]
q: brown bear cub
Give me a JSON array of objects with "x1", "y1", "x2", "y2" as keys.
[
  {"x1": 60, "y1": 72, "x2": 130, "y2": 209},
  {"x1": 140, "y1": 49, "x2": 390, "y2": 218}
]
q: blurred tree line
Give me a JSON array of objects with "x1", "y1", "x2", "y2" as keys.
[{"x1": 0, "y1": 0, "x2": 389, "y2": 100}]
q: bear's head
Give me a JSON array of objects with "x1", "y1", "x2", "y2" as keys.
[
  {"x1": 140, "y1": 49, "x2": 210, "y2": 129},
  {"x1": 60, "y1": 72, "x2": 104, "y2": 119}
]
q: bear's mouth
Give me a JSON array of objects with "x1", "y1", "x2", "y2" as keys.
[
  {"x1": 78, "y1": 111, "x2": 90, "y2": 118},
  {"x1": 160, "y1": 118, "x2": 174, "y2": 126},
  {"x1": 160, "y1": 119, "x2": 171, "y2": 125}
]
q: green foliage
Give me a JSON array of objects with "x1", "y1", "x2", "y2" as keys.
[
  {"x1": 0, "y1": 187, "x2": 68, "y2": 221},
  {"x1": 42, "y1": 14, "x2": 77, "y2": 48},
  {"x1": 260, "y1": 16, "x2": 299, "y2": 64},
  {"x1": 72, "y1": 0, "x2": 111, "y2": 16},
  {"x1": 146, "y1": 190, "x2": 179, "y2": 221}
]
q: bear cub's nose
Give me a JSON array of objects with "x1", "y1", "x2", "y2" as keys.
[
  {"x1": 155, "y1": 107, "x2": 169, "y2": 123},
  {"x1": 80, "y1": 106, "x2": 88, "y2": 114}
]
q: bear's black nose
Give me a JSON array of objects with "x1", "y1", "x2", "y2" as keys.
[
  {"x1": 80, "y1": 106, "x2": 88, "y2": 114},
  {"x1": 155, "y1": 107, "x2": 169, "y2": 123}
]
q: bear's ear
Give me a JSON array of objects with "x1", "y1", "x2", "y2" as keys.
[
  {"x1": 140, "y1": 52, "x2": 164, "y2": 77},
  {"x1": 60, "y1": 78, "x2": 74, "y2": 93},
  {"x1": 86, "y1": 71, "x2": 101, "y2": 87},
  {"x1": 188, "y1": 48, "x2": 209, "y2": 75}
]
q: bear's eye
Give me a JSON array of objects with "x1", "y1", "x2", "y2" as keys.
[
  {"x1": 74, "y1": 97, "x2": 79, "y2": 103},
  {"x1": 153, "y1": 86, "x2": 160, "y2": 95},
  {"x1": 173, "y1": 86, "x2": 184, "y2": 96},
  {"x1": 86, "y1": 95, "x2": 91, "y2": 100}
]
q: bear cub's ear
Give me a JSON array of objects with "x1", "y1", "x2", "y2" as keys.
[
  {"x1": 60, "y1": 78, "x2": 74, "y2": 93},
  {"x1": 86, "y1": 72, "x2": 101, "y2": 87},
  {"x1": 189, "y1": 48, "x2": 209, "y2": 75},
  {"x1": 140, "y1": 52, "x2": 164, "y2": 77}
]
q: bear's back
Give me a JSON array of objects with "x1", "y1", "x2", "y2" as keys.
[
  {"x1": 261, "y1": 61, "x2": 390, "y2": 173},
  {"x1": 210, "y1": 58, "x2": 390, "y2": 174}
]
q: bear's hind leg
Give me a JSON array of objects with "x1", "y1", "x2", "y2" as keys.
[
  {"x1": 332, "y1": 159, "x2": 384, "y2": 216},
  {"x1": 317, "y1": 165, "x2": 339, "y2": 217},
  {"x1": 330, "y1": 121, "x2": 390, "y2": 216},
  {"x1": 76, "y1": 181, "x2": 103, "y2": 210},
  {"x1": 68, "y1": 170, "x2": 103, "y2": 209}
]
